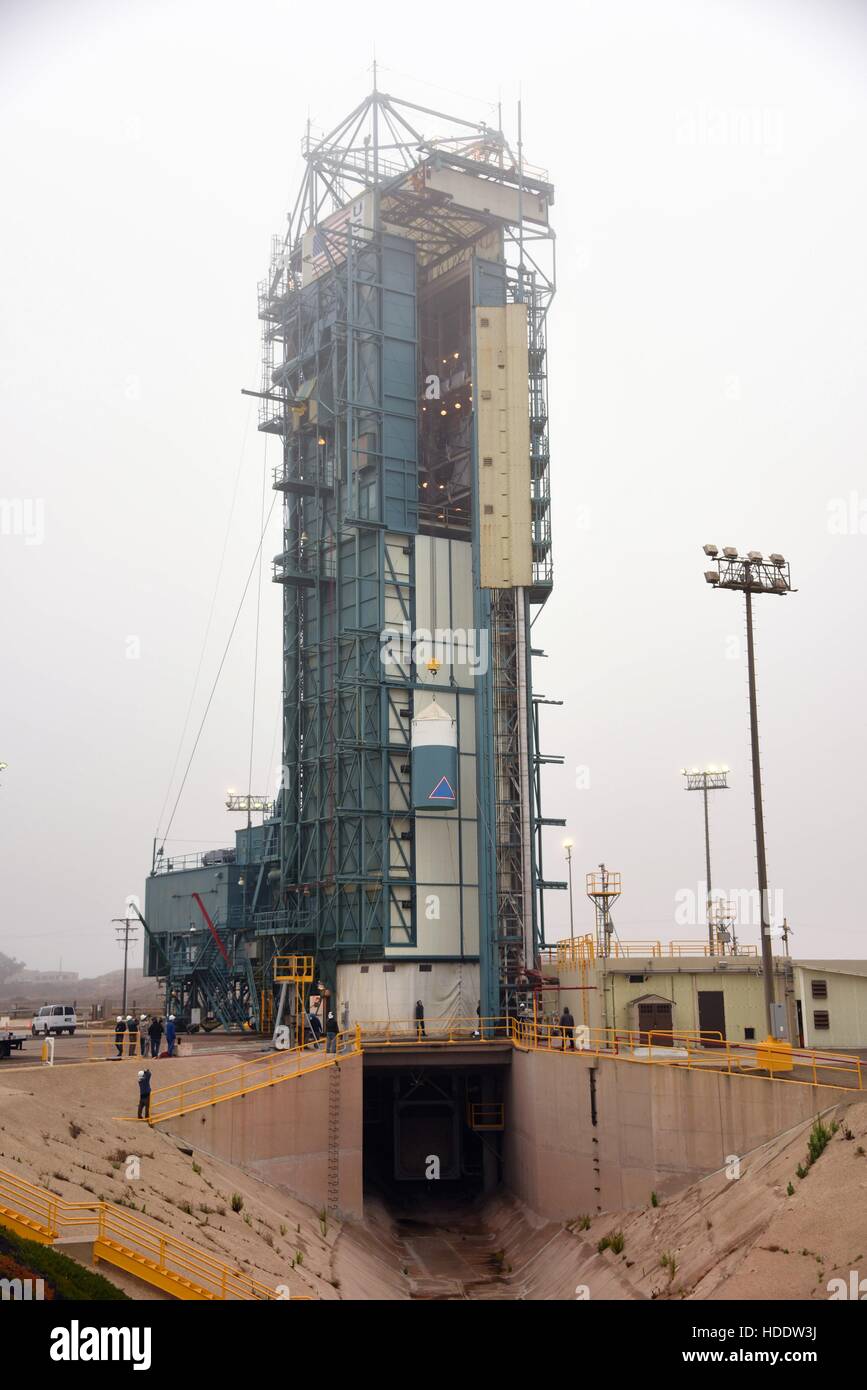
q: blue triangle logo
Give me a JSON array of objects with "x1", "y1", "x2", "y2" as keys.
[{"x1": 429, "y1": 775, "x2": 456, "y2": 802}]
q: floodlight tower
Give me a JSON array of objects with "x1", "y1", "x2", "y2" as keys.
[
  {"x1": 702, "y1": 544, "x2": 796, "y2": 1037},
  {"x1": 682, "y1": 765, "x2": 729, "y2": 954}
]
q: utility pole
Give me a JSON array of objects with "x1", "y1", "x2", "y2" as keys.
[
  {"x1": 702, "y1": 545, "x2": 796, "y2": 1038},
  {"x1": 112, "y1": 916, "x2": 138, "y2": 1017}
]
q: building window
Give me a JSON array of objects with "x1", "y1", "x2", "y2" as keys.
[
  {"x1": 813, "y1": 1010, "x2": 830, "y2": 1031},
  {"x1": 744, "y1": 1027, "x2": 755, "y2": 1041},
  {"x1": 628, "y1": 974, "x2": 647, "y2": 984},
  {"x1": 811, "y1": 979, "x2": 828, "y2": 999}
]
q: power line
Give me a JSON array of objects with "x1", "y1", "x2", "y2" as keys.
[
  {"x1": 159, "y1": 492, "x2": 278, "y2": 853},
  {"x1": 155, "y1": 389, "x2": 256, "y2": 842}
]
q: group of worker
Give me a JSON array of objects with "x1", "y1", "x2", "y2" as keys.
[{"x1": 113, "y1": 1013, "x2": 177, "y2": 1059}]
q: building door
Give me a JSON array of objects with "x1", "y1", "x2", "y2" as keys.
[
  {"x1": 697, "y1": 990, "x2": 726, "y2": 1044},
  {"x1": 637, "y1": 1000, "x2": 674, "y2": 1045},
  {"x1": 796, "y1": 999, "x2": 804, "y2": 1048}
]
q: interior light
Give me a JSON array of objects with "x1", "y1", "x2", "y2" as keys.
[
  {"x1": 454, "y1": 402, "x2": 461, "y2": 409},
  {"x1": 421, "y1": 481, "x2": 428, "y2": 489},
  {"x1": 453, "y1": 352, "x2": 459, "y2": 359},
  {"x1": 440, "y1": 408, "x2": 447, "y2": 416}
]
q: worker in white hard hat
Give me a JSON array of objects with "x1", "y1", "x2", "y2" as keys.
[
  {"x1": 126, "y1": 1015, "x2": 135, "y2": 1057},
  {"x1": 137, "y1": 1067, "x2": 152, "y2": 1120},
  {"x1": 139, "y1": 1014, "x2": 149, "y2": 1057},
  {"x1": 165, "y1": 1015, "x2": 177, "y2": 1057},
  {"x1": 114, "y1": 1015, "x2": 125, "y2": 1058}
]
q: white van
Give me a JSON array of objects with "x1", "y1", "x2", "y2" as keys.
[{"x1": 31, "y1": 1005, "x2": 78, "y2": 1036}]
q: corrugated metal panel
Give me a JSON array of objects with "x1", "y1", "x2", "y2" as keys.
[{"x1": 475, "y1": 304, "x2": 532, "y2": 588}]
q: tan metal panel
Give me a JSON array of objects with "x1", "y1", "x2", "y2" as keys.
[
  {"x1": 425, "y1": 167, "x2": 549, "y2": 227},
  {"x1": 475, "y1": 305, "x2": 532, "y2": 588}
]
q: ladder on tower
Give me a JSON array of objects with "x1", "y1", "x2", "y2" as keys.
[{"x1": 326, "y1": 1065, "x2": 340, "y2": 1217}]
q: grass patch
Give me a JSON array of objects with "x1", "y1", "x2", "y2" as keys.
[
  {"x1": 0, "y1": 1228, "x2": 129, "y2": 1301},
  {"x1": 598, "y1": 1230, "x2": 625, "y2": 1255},
  {"x1": 807, "y1": 1117, "x2": 833, "y2": 1165}
]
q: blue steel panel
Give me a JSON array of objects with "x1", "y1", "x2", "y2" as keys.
[{"x1": 381, "y1": 238, "x2": 418, "y2": 534}]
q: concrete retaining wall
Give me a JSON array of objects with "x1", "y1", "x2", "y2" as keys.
[
  {"x1": 504, "y1": 1048, "x2": 846, "y2": 1220},
  {"x1": 164, "y1": 1055, "x2": 363, "y2": 1219}
]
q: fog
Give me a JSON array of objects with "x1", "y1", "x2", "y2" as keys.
[{"x1": 1, "y1": 0, "x2": 865, "y2": 974}]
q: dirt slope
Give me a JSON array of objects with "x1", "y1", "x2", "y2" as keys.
[
  {"x1": 0, "y1": 1055, "x2": 341, "y2": 1299},
  {"x1": 485, "y1": 1096, "x2": 867, "y2": 1300}
]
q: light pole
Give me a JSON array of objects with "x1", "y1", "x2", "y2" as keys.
[
  {"x1": 702, "y1": 544, "x2": 795, "y2": 1038},
  {"x1": 563, "y1": 838, "x2": 575, "y2": 939},
  {"x1": 682, "y1": 766, "x2": 729, "y2": 954}
]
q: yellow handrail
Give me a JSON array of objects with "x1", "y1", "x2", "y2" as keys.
[
  {"x1": 507, "y1": 1019, "x2": 864, "y2": 1089},
  {"x1": 146, "y1": 1028, "x2": 361, "y2": 1124},
  {"x1": 0, "y1": 1166, "x2": 304, "y2": 1300}
]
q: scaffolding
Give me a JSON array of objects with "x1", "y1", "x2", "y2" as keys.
[{"x1": 146, "y1": 81, "x2": 559, "y2": 1024}]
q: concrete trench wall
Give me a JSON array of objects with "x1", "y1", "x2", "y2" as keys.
[
  {"x1": 163, "y1": 1055, "x2": 363, "y2": 1219},
  {"x1": 503, "y1": 1048, "x2": 846, "y2": 1220}
]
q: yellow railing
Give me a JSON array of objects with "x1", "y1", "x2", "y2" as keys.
[
  {"x1": 547, "y1": 937, "x2": 758, "y2": 965},
  {"x1": 540, "y1": 935, "x2": 596, "y2": 967},
  {"x1": 0, "y1": 1166, "x2": 304, "y2": 1300},
  {"x1": 509, "y1": 1020, "x2": 864, "y2": 1090},
  {"x1": 88, "y1": 1033, "x2": 151, "y2": 1061},
  {"x1": 467, "y1": 1103, "x2": 505, "y2": 1130},
  {"x1": 273, "y1": 954, "x2": 315, "y2": 982},
  {"x1": 611, "y1": 940, "x2": 759, "y2": 959},
  {"x1": 146, "y1": 1027, "x2": 361, "y2": 1124}
]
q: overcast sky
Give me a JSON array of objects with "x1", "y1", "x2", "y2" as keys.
[{"x1": 1, "y1": 0, "x2": 865, "y2": 976}]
